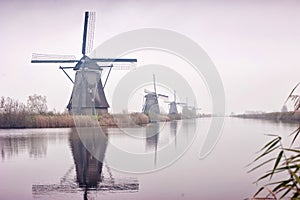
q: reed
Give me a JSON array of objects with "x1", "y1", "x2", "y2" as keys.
[
  {"x1": 0, "y1": 112, "x2": 152, "y2": 129},
  {"x1": 248, "y1": 82, "x2": 300, "y2": 199},
  {"x1": 0, "y1": 113, "x2": 75, "y2": 128},
  {"x1": 0, "y1": 95, "x2": 157, "y2": 129}
]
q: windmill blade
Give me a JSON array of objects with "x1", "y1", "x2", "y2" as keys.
[
  {"x1": 189, "y1": 106, "x2": 201, "y2": 110},
  {"x1": 164, "y1": 101, "x2": 171, "y2": 103},
  {"x1": 82, "y1": 11, "x2": 89, "y2": 55},
  {"x1": 157, "y1": 94, "x2": 168, "y2": 99},
  {"x1": 110, "y1": 62, "x2": 136, "y2": 70},
  {"x1": 91, "y1": 58, "x2": 137, "y2": 70},
  {"x1": 188, "y1": 106, "x2": 201, "y2": 110},
  {"x1": 31, "y1": 60, "x2": 78, "y2": 63},
  {"x1": 31, "y1": 53, "x2": 78, "y2": 63},
  {"x1": 153, "y1": 74, "x2": 157, "y2": 95},
  {"x1": 86, "y1": 12, "x2": 95, "y2": 55},
  {"x1": 91, "y1": 58, "x2": 137, "y2": 62},
  {"x1": 173, "y1": 90, "x2": 177, "y2": 102},
  {"x1": 97, "y1": 62, "x2": 137, "y2": 70},
  {"x1": 144, "y1": 89, "x2": 153, "y2": 94}
]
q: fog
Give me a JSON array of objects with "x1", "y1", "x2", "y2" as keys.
[{"x1": 0, "y1": 0, "x2": 299, "y2": 114}]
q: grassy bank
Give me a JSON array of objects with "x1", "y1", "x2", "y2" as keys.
[
  {"x1": 233, "y1": 111, "x2": 300, "y2": 123},
  {"x1": 0, "y1": 95, "x2": 175, "y2": 129},
  {"x1": 98, "y1": 113, "x2": 150, "y2": 127},
  {"x1": 0, "y1": 113, "x2": 75, "y2": 128},
  {"x1": 0, "y1": 113, "x2": 157, "y2": 129}
]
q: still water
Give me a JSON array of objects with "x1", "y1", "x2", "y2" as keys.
[{"x1": 0, "y1": 118, "x2": 298, "y2": 200}]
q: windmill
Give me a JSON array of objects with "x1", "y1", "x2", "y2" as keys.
[
  {"x1": 164, "y1": 90, "x2": 185, "y2": 115},
  {"x1": 31, "y1": 11, "x2": 137, "y2": 115},
  {"x1": 142, "y1": 74, "x2": 168, "y2": 117},
  {"x1": 191, "y1": 101, "x2": 202, "y2": 117},
  {"x1": 182, "y1": 98, "x2": 201, "y2": 118}
]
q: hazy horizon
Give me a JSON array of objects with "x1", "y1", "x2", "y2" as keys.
[{"x1": 1, "y1": 0, "x2": 300, "y2": 114}]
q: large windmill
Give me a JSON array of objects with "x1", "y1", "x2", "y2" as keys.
[
  {"x1": 142, "y1": 74, "x2": 168, "y2": 117},
  {"x1": 31, "y1": 11, "x2": 137, "y2": 115}
]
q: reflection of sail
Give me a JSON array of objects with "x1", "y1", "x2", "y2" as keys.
[
  {"x1": 145, "y1": 123, "x2": 160, "y2": 165},
  {"x1": 32, "y1": 128, "x2": 139, "y2": 198}
]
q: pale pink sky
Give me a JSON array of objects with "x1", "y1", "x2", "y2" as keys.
[{"x1": 0, "y1": 0, "x2": 299, "y2": 113}]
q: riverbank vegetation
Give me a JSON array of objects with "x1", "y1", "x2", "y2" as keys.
[
  {"x1": 234, "y1": 111, "x2": 300, "y2": 123},
  {"x1": 248, "y1": 83, "x2": 300, "y2": 199},
  {"x1": 0, "y1": 95, "x2": 73, "y2": 128},
  {"x1": 0, "y1": 95, "x2": 152, "y2": 128}
]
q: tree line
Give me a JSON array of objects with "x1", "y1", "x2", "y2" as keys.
[{"x1": 0, "y1": 94, "x2": 48, "y2": 115}]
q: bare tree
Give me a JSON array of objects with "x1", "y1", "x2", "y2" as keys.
[
  {"x1": 0, "y1": 97, "x2": 26, "y2": 114},
  {"x1": 27, "y1": 94, "x2": 48, "y2": 114}
]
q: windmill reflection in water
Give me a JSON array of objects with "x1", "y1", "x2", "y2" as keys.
[{"x1": 32, "y1": 128, "x2": 139, "y2": 199}]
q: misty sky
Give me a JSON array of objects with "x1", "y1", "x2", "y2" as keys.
[{"x1": 0, "y1": 0, "x2": 299, "y2": 114}]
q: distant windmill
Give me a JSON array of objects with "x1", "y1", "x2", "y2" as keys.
[
  {"x1": 191, "y1": 101, "x2": 202, "y2": 117},
  {"x1": 182, "y1": 97, "x2": 190, "y2": 118},
  {"x1": 182, "y1": 98, "x2": 201, "y2": 118},
  {"x1": 164, "y1": 90, "x2": 185, "y2": 115},
  {"x1": 31, "y1": 11, "x2": 137, "y2": 115},
  {"x1": 142, "y1": 74, "x2": 168, "y2": 116}
]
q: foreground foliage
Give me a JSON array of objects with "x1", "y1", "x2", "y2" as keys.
[
  {"x1": 249, "y1": 133, "x2": 300, "y2": 199},
  {"x1": 249, "y1": 83, "x2": 300, "y2": 199}
]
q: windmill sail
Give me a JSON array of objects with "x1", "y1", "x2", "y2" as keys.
[
  {"x1": 157, "y1": 94, "x2": 168, "y2": 98},
  {"x1": 153, "y1": 74, "x2": 157, "y2": 95},
  {"x1": 86, "y1": 12, "x2": 95, "y2": 55},
  {"x1": 82, "y1": 11, "x2": 95, "y2": 55},
  {"x1": 82, "y1": 12, "x2": 89, "y2": 55},
  {"x1": 31, "y1": 53, "x2": 78, "y2": 63},
  {"x1": 144, "y1": 89, "x2": 153, "y2": 94}
]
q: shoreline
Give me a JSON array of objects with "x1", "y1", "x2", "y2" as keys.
[
  {"x1": 0, "y1": 112, "x2": 219, "y2": 129},
  {"x1": 232, "y1": 111, "x2": 300, "y2": 123},
  {"x1": 0, "y1": 113, "x2": 171, "y2": 129},
  {"x1": 2, "y1": 112, "x2": 298, "y2": 129}
]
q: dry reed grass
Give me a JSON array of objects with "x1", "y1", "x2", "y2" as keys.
[{"x1": 0, "y1": 113, "x2": 151, "y2": 129}]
